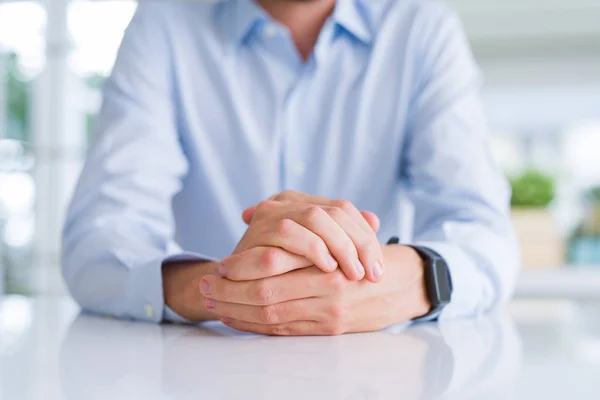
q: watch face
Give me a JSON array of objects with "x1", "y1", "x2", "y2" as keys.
[{"x1": 433, "y1": 260, "x2": 452, "y2": 303}]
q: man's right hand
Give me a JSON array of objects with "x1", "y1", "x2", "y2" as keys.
[{"x1": 231, "y1": 192, "x2": 384, "y2": 282}]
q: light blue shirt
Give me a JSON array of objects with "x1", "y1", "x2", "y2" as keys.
[{"x1": 62, "y1": 0, "x2": 519, "y2": 323}]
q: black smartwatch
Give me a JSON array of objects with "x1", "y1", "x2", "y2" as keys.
[{"x1": 386, "y1": 237, "x2": 453, "y2": 320}]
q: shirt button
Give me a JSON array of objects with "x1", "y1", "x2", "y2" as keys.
[
  {"x1": 145, "y1": 304, "x2": 154, "y2": 319},
  {"x1": 293, "y1": 161, "x2": 306, "y2": 177},
  {"x1": 263, "y1": 24, "x2": 277, "y2": 38}
]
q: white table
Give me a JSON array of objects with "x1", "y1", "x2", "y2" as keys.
[{"x1": 0, "y1": 297, "x2": 598, "y2": 400}]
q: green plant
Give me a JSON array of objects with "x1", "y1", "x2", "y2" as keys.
[
  {"x1": 510, "y1": 169, "x2": 555, "y2": 208},
  {"x1": 586, "y1": 186, "x2": 600, "y2": 205},
  {"x1": 3, "y1": 52, "x2": 31, "y2": 142}
]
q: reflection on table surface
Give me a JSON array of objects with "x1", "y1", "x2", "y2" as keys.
[
  {"x1": 58, "y1": 313, "x2": 519, "y2": 399},
  {"x1": 1, "y1": 297, "x2": 524, "y2": 399}
]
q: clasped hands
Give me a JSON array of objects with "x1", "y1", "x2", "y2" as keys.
[{"x1": 195, "y1": 191, "x2": 430, "y2": 336}]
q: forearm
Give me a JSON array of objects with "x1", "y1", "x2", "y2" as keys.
[{"x1": 162, "y1": 260, "x2": 221, "y2": 322}]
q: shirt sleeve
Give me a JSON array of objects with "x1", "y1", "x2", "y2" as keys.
[
  {"x1": 402, "y1": 5, "x2": 520, "y2": 319},
  {"x1": 61, "y1": 4, "x2": 214, "y2": 323}
]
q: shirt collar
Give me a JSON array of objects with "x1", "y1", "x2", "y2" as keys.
[
  {"x1": 227, "y1": 0, "x2": 269, "y2": 44},
  {"x1": 221, "y1": 0, "x2": 374, "y2": 45},
  {"x1": 333, "y1": 0, "x2": 373, "y2": 44}
]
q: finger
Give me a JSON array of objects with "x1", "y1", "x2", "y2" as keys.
[
  {"x1": 200, "y1": 267, "x2": 324, "y2": 306},
  {"x1": 269, "y1": 190, "x2": 304, "y2": 202},
  {"x1": 243, "y1": 205, "x2": 380, "y2": 235},
  {"x1": 264, "y1": 192, "x2": 378, "y2": 235},
  {"x1": 271, "y1": 190, "x2": 348, "y2": 206},
  {"x1": 291, "y1": 206, "x2": 366, "y2": 280},
  {"x1": 205, "y1": 297, "x2": 324, "y2": 324},
  {"x1": 222, "y1": 319, "x2": 338, "y2": 336},
  {"x1": 220, "y1": 247, "x2": 312, "y2": 281},
  {"x1": 240, "y1": 191, "x2": 294, "y2": 224},
  {"x1": 241, "y1": 199, "x2": 283, "y2": 226},
  {"x1": 239, "y1": 200, "x2": 380, "y2": 280},
  {"x1": 323, "y1": 201, "x2": 376, "y2": 239},
  {"x1": 246, "y1": 218, "x2": 339, "y2": 274},
  {"x1": 276, "y1": 192, "x2": 376, "y2": 235},
  {"x1": 322, "y1": 206, "x2": 384, "y2": 283},
  {"x1": 361, "y1": 211, "x2": 380, "y2": 233},
  {"x1": 241, "y1": 206, "x2": 255, "y2": 225}
]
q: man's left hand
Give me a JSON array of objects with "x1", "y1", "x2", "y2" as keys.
[{"x1": 200, "y1": 245, "x2": 430, "y2": 335}]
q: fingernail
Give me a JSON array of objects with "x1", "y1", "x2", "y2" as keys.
[
  {"x1": 218, "y1": 262, "x2": 227, "y2": 277},
  {"x1": 373, "y1": 261, "x2": 384, "y2": 279},
  {"x1": 355, "y1": 260, "x2": 366, "y2": 278},
  {"x1": 327, "y1": 254, "x2": 338, "y2": 269},
  {"x1": 200, "y1": 280, "x2": 210, "y2": 294},
  {"x1": 222, "y1": 317, "x2": 233, "y2": 324},
  {"x1": 204, "y1": 298, "x2": 216, "y2": 309}
]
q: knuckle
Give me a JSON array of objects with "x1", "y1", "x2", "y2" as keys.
[
  {"x1": 255, "y1": 283, "x2": 274, "y2": 303},
  {"x1": 276, "y1": 190, "x2": 297, "y2": 201},
  {"x1": 343, "y1": 241, "x2": 359, "y2": 259},
  {"x1": 327, "y1": 272, "x2": 347, "y2": 293},
  {"x1": 333, "y1": 199, "x2": 355, "y2": 214},
  {"x1": 255, "y1": 200, "x2": 277, "y2": 215},
  {"x1": 259, "y1": 305, "x2": 280, "y2": 324},
  {"x1": 323, "y1": 323, "x2": 345, "y2": 336},
  {"x1": 327, "y1": 303, "x2": 347, "y2": 321},
  {"x1": 308, "y1": 238, "x2": 326, "y2": 257},
  {"x1": 326, "y1": 206, "x2": 346, "y2": 220},
  {"x1": 275, "y1": 218, "x2": 294, "y2": 237},
  {"x1": 303, "y1": 206, "x2": 325, "y2": 224},
  {"x1": 261, "y1": 247, "x2": 281, "y2": 271},
  {"x1": 270, "y1": 324, "x2": 290, "y2": 336},
  {"x1": 354, "y1": 235, "x2": 375, "y2": 257}
]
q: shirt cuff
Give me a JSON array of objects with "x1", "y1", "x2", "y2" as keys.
[
  {"x1": 160, "y1": 251, "x2": 220, "y2": 324},
  {"x1": 412, "y1": 309, "x2": 443, "y2": 323},
  {"x1": 410, "y1": 241, "x2": 494, "y2": 320},
  {"x1": 122, "y1": 254, "x2": 169, "y2": 323}
]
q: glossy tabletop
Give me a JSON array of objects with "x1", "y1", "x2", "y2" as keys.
[{"x1": 0, "y1": 296, "x2": 598, "y2": 399}]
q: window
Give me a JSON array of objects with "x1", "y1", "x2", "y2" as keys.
[{"x1": 0, "y1": 0, "x2": 135, "y2": 295}]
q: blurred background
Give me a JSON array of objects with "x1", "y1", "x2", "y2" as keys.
[{"x1": 0, "y1": 0, "x2": 599, "y2": 298}]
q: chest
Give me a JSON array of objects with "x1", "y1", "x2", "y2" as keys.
[{"x1": 169, "y1": 20, "x2": 415, "y2": 200}]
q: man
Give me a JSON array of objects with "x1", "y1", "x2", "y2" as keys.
[{"x1": 62, "y1": 0, "x2": 519, "y2": 335}]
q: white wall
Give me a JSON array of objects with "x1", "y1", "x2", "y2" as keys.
[{"x1": 451, "y1": 0, "x2": 600, "y2": 135}]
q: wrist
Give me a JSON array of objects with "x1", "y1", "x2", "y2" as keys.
[
  {"x1": 162, "y1": 260, "x2": 221, "y2": 322},
  {"x1": 382, "y1": 244, "x2": 431, "y2": 321}
]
